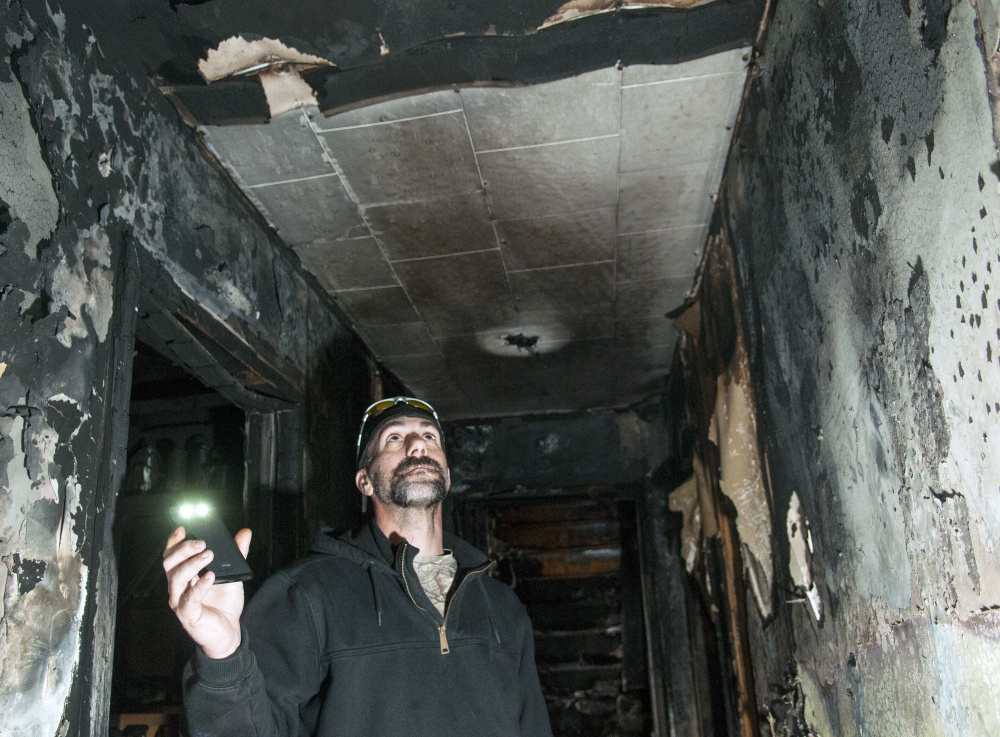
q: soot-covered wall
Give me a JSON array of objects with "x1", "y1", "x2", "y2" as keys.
[
  {"x1": 444, "y1": 407, "x2": 671, "y2": 494},
  {"x1": 723, "y1": 0, "x2": 1000, "y2": 733},
  {"x1": 0, "y1": 3, "x2": 369, "y2": 735}
]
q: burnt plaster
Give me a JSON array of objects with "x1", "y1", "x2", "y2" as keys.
[
  {"x1": 722, "y1": 0, "x2": 1000, "y2": 733},
  {"x1": 0, "y1": 2, "x2": 371, "y2": 734}
]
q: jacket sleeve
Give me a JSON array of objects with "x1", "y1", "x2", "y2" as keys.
[
  {"x1": 182, "y1": 572, "x2": 325, "y2": 737},
  {"x1": 515, "y1": 610, "x2": 554, "y2": 737}
]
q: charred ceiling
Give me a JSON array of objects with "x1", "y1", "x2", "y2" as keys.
[{"x1": 108, "y1": 0, "x2": 767, "y2": 419}]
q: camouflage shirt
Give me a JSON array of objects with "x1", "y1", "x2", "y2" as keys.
[{"x1": 412, "y1": 550, "x2": 458, "y2": 615}]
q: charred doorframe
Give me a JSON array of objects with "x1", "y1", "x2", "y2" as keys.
[
  {"x1": 84, "y1": 245, "x2": 308, "y2": 734},
  {"x1": 453, "y1": 483, "x2": 682, "y2": 737},
  {"x1": 131, "y1": 248, "x2": 308, "y2": 577}
]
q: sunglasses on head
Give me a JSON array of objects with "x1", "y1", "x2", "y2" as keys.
[{"x1": 356, "y1": 396, "x2": 440, "y2": 456}]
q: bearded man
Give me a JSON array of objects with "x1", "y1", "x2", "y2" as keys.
[{"x1": 163, "y1": 397, "x2": 552, "y2": 737}]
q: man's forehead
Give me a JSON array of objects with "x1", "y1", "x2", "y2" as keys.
[{"x1": 377, "y1": 416, "x2": 438, "y2": 436}]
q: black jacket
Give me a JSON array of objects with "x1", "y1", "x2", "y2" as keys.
[{"x1": 183, "y1": 522, "x2": 552, "y2": 737}]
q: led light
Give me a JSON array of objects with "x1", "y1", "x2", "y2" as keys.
[
  {"x1": 178, "y1": 504, "x2": 194, "y2": 520},
  {"x1": 195, "y1": 503, "x2": 210, "y2": 518}
]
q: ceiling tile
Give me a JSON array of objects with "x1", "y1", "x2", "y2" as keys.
[
  {"x1": 497, "y1": 208, "x2": 615, "y2": 270},
  {"x1": 479, "y1": 136, "x2": 619, "y2": 220},
  {"x1": 335, "y1": 286, "x2": 420, "y2": 325},
  {"x1": 621, "y1": 48, "x2": 749, "y2": 87},
  {"x1": 620, "y1": 71, "x2": 744, "y2": 172},
  {"x1": 537, "y1": 339, "x2": 615, "y2": 408},
  {"x1": 447, "y1": 353, "x2": 547, "y2": 394},
  {"x1": 320, "y1": 111, "x2": 481, "y2": 204},
  {"x1": 360, "y1": 322, "x2": 439, "y2": 358},
  {"x1": 393, "y1": 250, "x2": 511, "y2": 308},
  {"x1": 382, "y1": 354, "x2": 470, "y2": 417},
  {"x1": 294, "y1": 237, "x2": 396, "y2": 291},
  {"x1": 613, "y1": 314, "x2": 677, "y2": 345},
  {"x1": 419, "y1": 302, "x2": 520, "y2": 338},
  {"x1": 509, "y1": 262, "x2": 614, "y2": 311},
  {"x1": 204, "y1": 110, "x2": 328, "y2": 187},
  {"x1": 313, "y1": 90, "x2": 462, "y2": 131},
  {"x1": 368, "y1": 190, "x2": 496, "y2": 260},
  {"x1": 616, "y1": 225, "x2": 706, "y2": 283},
  {"x1": 461, "y1": 68, "x2": 619, "y2": 151},
  {"x1": 614, "y1": 277, "x2": 691, "y2": 320},
  {"x1": 249, "y1": 175, "x2": 365, "y2": 245},
  {"x1": 617, "y1": 161, "x2": 720, "y2": 234}
]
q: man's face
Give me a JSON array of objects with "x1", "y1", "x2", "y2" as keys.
[{"x1": 357, "y1": 416, "x2": 450, "y2": 511}]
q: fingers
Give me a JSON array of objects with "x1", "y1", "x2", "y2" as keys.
[
  {"x1": 164, "y1": 526, "x2": 186, "y2": 558},
  {"x1": 163, "y1": 536, "x2": 207, "y2": 574},
  {"x1": 175, "y1": 565, "x2": 216, "y2": 619},
  {"x1": 165, "y1": 545, "x2": 213, "y2": 610},
  {"x1": 235, "y1": 528, "x2": 252, "y2": 559}
]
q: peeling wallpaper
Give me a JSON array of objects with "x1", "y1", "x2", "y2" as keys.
[{"x1": 724, "y1": 0, "x2": 1000, "y2": 733}]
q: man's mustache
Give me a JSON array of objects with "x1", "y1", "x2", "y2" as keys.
[{"x1": 394, "y1": 456, "x2": 444, "y2": 476}]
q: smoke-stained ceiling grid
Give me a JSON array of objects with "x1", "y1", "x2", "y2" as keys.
[{"x1": 202, "y1": 48, "x2": 749, "y2": 418}]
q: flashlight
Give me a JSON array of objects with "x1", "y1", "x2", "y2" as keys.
[{"x1": 169, "y1": 498, "x2": 252, "y2": 584}]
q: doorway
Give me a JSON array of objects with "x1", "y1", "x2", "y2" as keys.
[
  {"x1": 109, "y1": 341, "x2": 246, "y2": 735},
  {"x1": 455, "y1": 489, "x2": 654, "y2": 737}
]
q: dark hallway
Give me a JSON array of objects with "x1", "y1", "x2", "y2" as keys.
[{"x1": 1, "y1": 1, "x2": 999, "y2": 736}]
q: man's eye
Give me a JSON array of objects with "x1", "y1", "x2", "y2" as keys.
[{"x1": 424, "y1": 433, "x2": 438, "y2": 442}]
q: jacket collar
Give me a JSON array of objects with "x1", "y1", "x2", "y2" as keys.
[{"x1": 312, "y1": 517, "x2": 489, "y2": 572}]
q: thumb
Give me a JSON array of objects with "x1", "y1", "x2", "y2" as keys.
[{"x1": 235, "y1": 528, "x2": 252, "y2": 559}]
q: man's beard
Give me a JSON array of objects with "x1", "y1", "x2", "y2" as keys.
[{"x1": 370, "y1": 456, "x2": 448, "y2": 510}]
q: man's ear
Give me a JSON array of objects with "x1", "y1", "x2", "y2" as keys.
[{"x1": 355, "y1": 468, "x2": 374, "y2": 497}]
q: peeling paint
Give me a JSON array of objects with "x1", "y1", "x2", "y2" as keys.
[
  {"x1": 786, "y1": 491, "x2": 821, "y2": 621},
  {"x1": 0, "y1": 80, "x2": 59, "y2": 253},
  {"x1": 668, "y1": 469, "x2": 702, "y2": 573},
  {"x1": 50, "y1": 226, "x2": 114, "y2": 346},
  {"x1": 798, "y1": 665, "x2": 834, "y2": 737}
]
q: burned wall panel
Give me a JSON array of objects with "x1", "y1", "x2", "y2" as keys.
[
  {"x1": 444, "y1": 408, "x2": 669, "y2": 494},
  {"x1": 0, "y1": 3, "x2": 370, "y2": 734},
  {"x1": 721, "y1": 0, "x2": 1000, "y2": 733}
]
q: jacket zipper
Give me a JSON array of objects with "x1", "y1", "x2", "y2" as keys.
[
  {"x1": 398, "y1": 542, "x2": 493, "y2": 655},
  {"x1": 438, "y1": 565, "x2": 492, "y2": 654}
]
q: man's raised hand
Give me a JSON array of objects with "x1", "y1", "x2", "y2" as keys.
[{"x1": 163, "y1": 526, "x2": 252, "y2": 660}]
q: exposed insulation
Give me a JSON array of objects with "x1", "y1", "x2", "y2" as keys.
[
  {"x1": 541, "y1": 0, "x2": 717, "y2": 28},
  {"x1": 258, "y1": 69, "x2": 319, "y2": 117},
  {"x1": 198, "y1": 36, "x2": 333, "y2": 83}
]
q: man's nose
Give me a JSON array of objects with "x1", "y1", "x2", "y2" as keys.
[{"x1": 405, "y1": 433, "x2": 428, "y2": 455}]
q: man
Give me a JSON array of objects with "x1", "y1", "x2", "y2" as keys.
[{"x1": 163, "y1": 396, "x2": 552, "y2": 736}]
